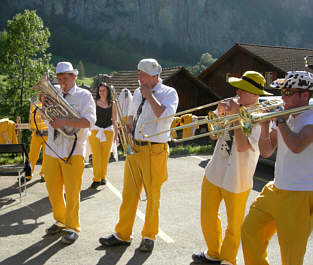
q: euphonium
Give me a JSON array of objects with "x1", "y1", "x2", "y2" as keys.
[{"x1": 30, "y1": 73, "x2": 81, "y2": 138}]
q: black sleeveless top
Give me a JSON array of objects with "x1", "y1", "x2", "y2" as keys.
[{"x1": 95, "y1": 105, "x2": 112, "y2": 128}]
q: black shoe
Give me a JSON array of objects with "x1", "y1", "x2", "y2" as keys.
[
  {"x1": 40, "y1": 176, "x2": 45, "y2": 183},
  {"x1": 192, "y1": 252, "x2": 221, "y2": 264},
  {"x1": 61, "y1": 230, "x2": 79, "y2": 244},
  {"x1": 99, "y1": 234, "x2": 131, "y2": 247},
  {"x1": 138, "y1": 238, "x2": 154, "y2": 252},
  {"x1": 100, "y1": 179, "x2": 106, "y2": 185},
  {"x1": 19, "y1": 176, "x2": 31, "y2": 184},
  {"x1": 90, "y1": 181, "x2": 101, "y2": 189},
  {"x1": 46, "y1": 224, "x2": 64, "y2": 235}
]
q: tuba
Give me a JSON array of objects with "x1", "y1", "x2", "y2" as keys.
[{"x1": 30, "y1": 73, "x2": 81, "y2": 138}]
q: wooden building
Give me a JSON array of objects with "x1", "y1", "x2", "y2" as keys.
[
  {"x1": 106, "y1": 67, "x2": 219, "y2": 116},
  {"x1": 199, "y1": 43, "x2": 313, "y2": 99}
]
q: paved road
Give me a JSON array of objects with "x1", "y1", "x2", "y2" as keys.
[{"x1": 0, "y1": 155, "x2": 312, "y2": 264}]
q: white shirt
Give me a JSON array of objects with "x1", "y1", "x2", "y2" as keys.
[
  {"x1": 130, "y1": 79, "x2": 179, "y2": 143},
  {"x1": 205, "y1": 125, "x2": 261, "y2": 193},
  {"x1": 274, "y1": 110, "x2": 313, "y2": 191},
  {"x1": 118, "y1": 88, "x2": 133, "y2": 117},
  {"x1": 45, "y1": 84, "x2": 96, "y2": 158}
]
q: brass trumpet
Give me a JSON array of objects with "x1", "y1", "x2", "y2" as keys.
[
  {"x1": 173, "y1": 101, "x2": 313, "y2": 143},
  {"x1": 139, "y1": 97, "x2": 236, "y2": 139},
  {"x1": 111, "y1": 86, "x2": 147, "y2": 201},
  {"x1": 111, "y1": 86, "x2": 134, "y2": 155},
  {"x1": 140, "y1": 97, "x2": 283, "y2": 141},
  {"x1": 239, "y1": 101, "x2": 313, "y2": 136}
]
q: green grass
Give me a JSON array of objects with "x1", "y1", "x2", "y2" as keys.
[
  {"x1": 0, "y1": 155, "x2": 23, "y2": 165},
  {"x1": 76, "y1": 77, "x2": 94, "y2": 87},
  {"x1": 116, "y1": 144, "x2": 214, "y2": 159},
  {"x1": 0, "y1": 74, "x2": 8, "y2": 85},
  {"x1": 51, "y1": 55, "x2": 114, "y2": 77},
  {"x1": 0, "y1": 144, "x2": 214, "y2": 165},
  {"x1": 169, "y1": 144, "x2": 214, "y2": 156}
]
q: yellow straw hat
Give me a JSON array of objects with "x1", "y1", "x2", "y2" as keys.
[{"x1": 228, "y1": 71, "x2": 272, "y2": 95}]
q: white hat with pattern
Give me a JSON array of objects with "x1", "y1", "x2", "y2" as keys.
[{"x1": 137, "y1": 58, "x2": 162, "y2": 76}]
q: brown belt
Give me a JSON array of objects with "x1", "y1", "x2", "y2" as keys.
[
  {"x1": 35, "y1": 130, "x2": 48, "y2": 136},
  {"x1": 134, "y1": 140, "x2": 161, "y2": 146}
]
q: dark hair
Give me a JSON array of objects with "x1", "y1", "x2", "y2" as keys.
[{"x1": 96, "y1": 82, "x2": 112, "y2": 105}]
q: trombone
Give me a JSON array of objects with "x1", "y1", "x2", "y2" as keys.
[
  {"x1": 173, "y1": 100, "x2": 313, "y2": 142},
  {"x1": 139, "y1": 97, "x2": 235, "y2": 139},
  {"x1": 111, "y1": 86, "x2": 147, "y2": 201},
  {"x1": 140, "y1": 97, "x2": 283, "y2": 141}
]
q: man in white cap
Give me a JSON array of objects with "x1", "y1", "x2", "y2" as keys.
[
  {"x1": 242, "y1": 71, "x2": 313, "y2": 265},
  {"x1": 192, "y1": 71, "x2": 272, "y2": 265},
  {"x1": 44, "y1": 62, "x2": 96, "y2": 244},
  {"x1": 99, "y1": 58, "x2": 178, "y2": 252}
]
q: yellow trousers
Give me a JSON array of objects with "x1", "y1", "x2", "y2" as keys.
[
  {"x1": 242, "y1": 181, "x2": 313, "y2": 265},
  {"x1": 201, "y1": 177, "x2": 250, "y2": 265},
  {"x1": 45, "y1": 155, "x2": 84, "y2": 232},
  {"x1": 89, "y1": 130, "x2": 113, "y2": 182},
  {"x1": 27, "y1": 132, "x2": 47, "y2": 178},
  {"x1": 115, "y1": 143, "x2": 169, "y2": 241}
]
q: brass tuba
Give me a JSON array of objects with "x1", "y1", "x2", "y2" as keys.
[{"x1": 30, "y1": 73, "x2": 81, "y2": 138}]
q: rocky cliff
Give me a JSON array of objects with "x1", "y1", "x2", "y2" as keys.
[{"x1": 2, "y1": 0, "x2": 313, "y2": 64}]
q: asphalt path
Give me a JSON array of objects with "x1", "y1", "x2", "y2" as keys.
[{"x1": 0, "y1": 155, "x2": 312, "y2": 265}]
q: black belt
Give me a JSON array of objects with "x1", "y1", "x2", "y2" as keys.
[
  {"x1": 35, "y1": 130, "x2": 48, "y2": 136},
  {"x1": 134, "y1": 140, "x2": 160, "y2": 146}
]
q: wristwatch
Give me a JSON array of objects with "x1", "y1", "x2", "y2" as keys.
[{"x1": 276, "y1": 117, "x2": 286, "y2": 126}]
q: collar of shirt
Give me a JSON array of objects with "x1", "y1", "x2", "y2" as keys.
[
  {"x1": 152, "y1": 78, "x2": 163, "y2": 94},
  {"x1": 63, "y1": 84, "x2": 77, "y2": 96}
]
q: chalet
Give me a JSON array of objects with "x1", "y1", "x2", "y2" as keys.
[
  {"x1": 199, "y1": 43, "x2": 313, "y2": 99},
  {"x1": 106, "y1": 67, "x2": 219, "y2": 116}
]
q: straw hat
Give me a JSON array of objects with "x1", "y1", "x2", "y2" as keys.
[
  {"x1": 56, "y1": 62, "x2": 79, "y2": 76},
  {"x1": 228, "y1": 71, "x2": 272, "y2": 95}
]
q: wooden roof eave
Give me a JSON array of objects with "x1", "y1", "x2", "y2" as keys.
[
  {"x1": 198, "y1": 43, "x2": 285, "y2": 81},
  {"x1": 238, "y1": 45, "x2": 286, "y2": 74},
  {"x1": 178, "y1": 68, "x2": 220, "y2": 99}
]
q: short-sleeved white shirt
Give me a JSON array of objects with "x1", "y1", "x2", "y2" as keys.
[
  {"x1": 130, "y1": 79, "x2": 179, "y2": 143},
  {"x1": 274, "y1": 110, "x2": 313, "y2": 191},
  {"x1": 45, "y1": 84, "x2": 96, "y2": 158},
  {"x1": 205, "y1": 125, "x2": 261, "y2": 193}
]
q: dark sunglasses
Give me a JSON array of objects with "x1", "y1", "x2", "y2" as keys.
[{"x1": 281, "y1": 88, "x2": 304, "y2": 96}]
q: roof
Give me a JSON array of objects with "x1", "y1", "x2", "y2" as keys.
[
  {"x1": 107, "y1": 67, "x2": 215, "y2": 96},
  {"x1": 199, "y1": 43, "x2": 313, "y2": 79},
  {"x1": 107, "y1": 67, "x2": 183, "y2": 92}
]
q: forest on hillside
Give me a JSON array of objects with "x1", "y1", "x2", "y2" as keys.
[{"x1": 1, "y1": 0, "x2": 313, "y2": 75}]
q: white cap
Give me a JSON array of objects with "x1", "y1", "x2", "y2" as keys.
[
  {"x1": 56, "y1": 62, "x2": 78, "y2": 76},
  {"x1": 137, "y1": 58, "x2": 162, "y2": 76},
  {"x1": 271, "y1": 71, "x2": 313, "y2": 91}
]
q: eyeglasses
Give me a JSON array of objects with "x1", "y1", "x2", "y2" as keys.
[{"x1": 281, "y1": 88, "x2": 304, "y2": 96}]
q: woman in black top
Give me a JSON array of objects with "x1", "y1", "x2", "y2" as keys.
[{"x1": 89, "y1": 82, "x2": 117, "y2": 189}]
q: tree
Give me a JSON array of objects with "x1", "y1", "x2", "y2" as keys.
[
  {"x1": 1, "y1": 9, "x2": 51, "y2": 122},
  {"x1": 187, "y1": 52, "x2": 217, "y2": 76},
  {"x1": 77, "y1": 60, "x2": 85, "y2": 79}
]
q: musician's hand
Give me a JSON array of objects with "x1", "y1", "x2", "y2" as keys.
[
  {"x1": 114, "y1": 136, "x2": 120, "y2": 146},
  {"x1": 50, "y1": 118, "x2": 66, "y2": 129},
  {"x1": 217, "y1": 103, "x2": 227, "y2": 116},
  {"x1": 140, "y1": 83, "x2": 153, "y2": 99},
  {"x1": 273, "y1": 114, "x2": 289, "y2": 126},
  {"x1": 227, "y1": 99, "x2": 240, "y2": 114},
  {"x1": 126, "y1": 120, "x2": 133, "y2": 133},
  {"x1": 40, "y1": 95, "x2": 48, "y2": 107}
]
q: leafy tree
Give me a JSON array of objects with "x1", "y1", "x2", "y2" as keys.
[
  {"x1": 1, "y1": 9, "x2": 51, "y2": 122},
  {"x1": 77, "y1": 60, "x2": 85, "y2": 79},
  {"x1": 187, "y1": 52, "x2": 217, "y2": 76}
]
